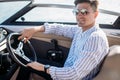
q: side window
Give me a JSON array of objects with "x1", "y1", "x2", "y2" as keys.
[
  {"x1": 97, "y1": 13, "x2": 118, "y2": 24},
  {"x1": 16, "y1": 7, "x2": 76, "y2": 23}
]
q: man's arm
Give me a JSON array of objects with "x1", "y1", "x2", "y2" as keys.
[
  {"x1": 18, "y1": 25, "x2": 45, "y2": 41},
  {"x1": 44, "y1": 23, "x2": 78, "y2": 39}
]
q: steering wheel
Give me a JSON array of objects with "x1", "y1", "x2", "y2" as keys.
[{"x1": 7, "y1": 33, "x2": 37, "y2": 67}]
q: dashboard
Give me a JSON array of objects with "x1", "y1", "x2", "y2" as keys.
[
  {"x1": 0, "y1": 27, "x2": 11, "y2": 74},
  {"x1": 0, "y1": 27, "x2": 8, "y2": 42},
  {"x1": 0, "y1": 27, "x2": 9, "y2": 51}
]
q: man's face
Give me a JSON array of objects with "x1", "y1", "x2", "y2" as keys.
[{"x1": 75, "y1": 3, "x2": 98, "y2": 28}]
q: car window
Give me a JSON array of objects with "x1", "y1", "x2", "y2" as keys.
[
  {"x1": 99, "y1": 0, "x2": 120, "y2": 13},
  {"x1": 1, "y1": 0, "x2": 120, "y2": 26},
  {"x1": 97, "y1": 13, "x2": 118, "y2": 25},
  {"x1": 97, "y1": 0, "x2": 120, "y2": 24},
  {"x1": 16, "y1": 0, "x2": 120, "y2": 25},
  {"x1": 0, "y1": 1, "x2": 30, "y2": 24},
  {"x1": 33, "y1": 0, "x2": 74, "y2": 6},
  {"x1": 16, "y1": 7, "x2": 76, "y2": 23}
]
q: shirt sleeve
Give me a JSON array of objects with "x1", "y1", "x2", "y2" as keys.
[
  {"x1": 49, "y1": 34, "x2": 109, "y2": 80},
  {"x1": 44, "y1": 23, "x2": 79, "y2": 39}
]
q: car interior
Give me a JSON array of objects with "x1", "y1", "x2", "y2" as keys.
[{"x1": 0, "y1": 0, "x2": 120, "y2": 80}]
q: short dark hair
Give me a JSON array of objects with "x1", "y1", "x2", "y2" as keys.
[{"x1": 74, "y1": 0, "x2": 99, "y2": 12}]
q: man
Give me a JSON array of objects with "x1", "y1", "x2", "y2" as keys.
[{"x1": 18, "y1": 0, "x2": 109, "y2": 79}]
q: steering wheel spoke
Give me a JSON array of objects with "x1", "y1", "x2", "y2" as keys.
[{"x1": 13, "y1": 48, "x2": 31, "y2": 62}]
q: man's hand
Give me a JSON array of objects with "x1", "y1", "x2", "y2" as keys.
[
  {"x1": 18, "y1": 28, "x2": 36, "y2": 42},
  {"x1": 27, "y1": 62, "x2": 44, "y2": 72}
]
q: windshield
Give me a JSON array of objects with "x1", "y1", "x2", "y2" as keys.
[{"x1": 0, "y1": 1, "x2": 30, "y2": 24}]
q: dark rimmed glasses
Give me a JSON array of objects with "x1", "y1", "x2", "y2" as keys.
[{"x1": 72, "y1": 8, "x2": 89, "y2": 16}]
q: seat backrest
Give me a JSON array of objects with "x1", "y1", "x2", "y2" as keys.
[{"x1": 82, "y1": 54, "x2": 108, "y2": 80}]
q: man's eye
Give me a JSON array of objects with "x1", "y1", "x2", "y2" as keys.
[
  {"x1": 81, "y1": 11, "x2": 88, "y2": 15},
  {"x1": 80, "y1": 9, "x2": 89, "y2": 15}
]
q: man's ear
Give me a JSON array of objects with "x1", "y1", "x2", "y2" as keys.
[{"x1": 94, "y1": 11, "x2": 99, "y2": 18}]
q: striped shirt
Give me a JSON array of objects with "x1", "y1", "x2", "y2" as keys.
[{"x1": 44, "y1": 23, "x2": 109, "y2": 80}]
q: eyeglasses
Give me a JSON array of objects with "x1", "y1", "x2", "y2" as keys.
[{"x1": 72, "y1": 8, "x2": 89, "y2": 16}]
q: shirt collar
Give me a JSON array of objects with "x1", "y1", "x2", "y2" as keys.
[{"x1": 82, "y1": 24, "x2": 100, "y2": 35}]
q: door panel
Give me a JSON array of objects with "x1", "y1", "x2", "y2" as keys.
[
  {"x1": 107, "y1": 35, "x2": 120, "y2": 46},
  {"x1": 33, "y1": 32, "x2": 72, "y2": 48}
]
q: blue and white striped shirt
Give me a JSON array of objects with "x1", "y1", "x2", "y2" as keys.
[{"x1": 44, "y1": 23, "x2": 109, "y2": 80}]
